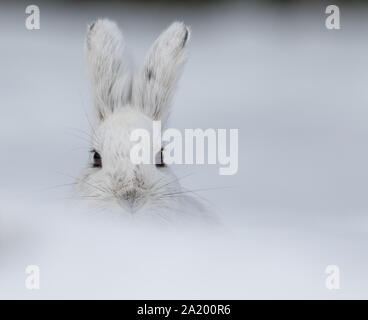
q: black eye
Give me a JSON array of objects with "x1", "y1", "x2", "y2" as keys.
[
  {"x1": 92, "y1": 150, "x2": 102, "y2": 168},
  {"x1": 155, "y1": 148, "x2": 165, "y2": 168}
]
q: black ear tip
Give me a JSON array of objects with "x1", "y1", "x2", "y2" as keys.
[
  {"x1": 182, "y1": 28, "x2": 189, "y2": 47},
  {"x1": 89, "y1": 22, "x2": 96, "y2": 31}
]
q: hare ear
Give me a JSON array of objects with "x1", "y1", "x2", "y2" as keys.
[
  {"x1": 132, "y1": 22, "x2": 190, "y2": 124},
  {"x1": 86, "y1": 19, "x2": 132, "y2": 121}
]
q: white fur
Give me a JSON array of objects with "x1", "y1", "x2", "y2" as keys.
[
  {"x1": 132, "y1": 22, "x2": 189, "y2": 125},
  {"x1": 86, "y1": 19, "x2": 132, "y2": 120},
  {"x1": 77, "y1": 19, "x2": 206, "y2": 219}
]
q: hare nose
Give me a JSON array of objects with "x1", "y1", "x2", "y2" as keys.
[
  {"x1": 122, "y1": 189, "x2": 137, "y2": 203},
  {"x1": 120, "y1": 189, "x2": 143, "y2": 213}
]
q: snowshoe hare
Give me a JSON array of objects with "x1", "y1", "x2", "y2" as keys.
[{"x1": 77, "y1": 19, "x2": 206, "y2": 219}]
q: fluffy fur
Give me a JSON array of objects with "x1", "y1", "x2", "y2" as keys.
[{"x1": 77, "y1": 19, "x2": 205, "y2": 219}]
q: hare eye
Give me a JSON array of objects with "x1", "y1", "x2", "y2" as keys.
[
  {"x1": 155, "y1": 148, "x2": 165, "y2": 168},
  {"x1": 92, "y1": 150, "x2": 102, "y2": 168}
]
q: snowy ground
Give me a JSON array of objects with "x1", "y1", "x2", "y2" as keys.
[{"x1": 1, "y1": 1, "x2": 368, "y2": 299}]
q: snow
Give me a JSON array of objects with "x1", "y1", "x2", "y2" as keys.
[{"x1": 0, "y1": 1, "x2": 368, "y2": 299}]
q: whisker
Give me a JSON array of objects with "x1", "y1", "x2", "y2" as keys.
[
  {"x1": 65, "y1": 132, "x2": 91, "y2": 144},
  {"x1": 65, "y1": 126, "x2": 94, "y2": 140},
  {"x1": 43, "y1": 182, "x2": 77, "y2": 190},
  {"x1": 154, "y1": 172, "x2": 194, "y2": 191},
  {"x1": 56, "y1": 172, "x2": 109, "y2": 195},
  {"x1": 161, "y1": 186, "x2": 234, "y2": 197}
]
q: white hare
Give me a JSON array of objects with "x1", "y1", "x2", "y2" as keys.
[{"x1": 77, "y1": 19, "x2": 206, "y2": 219}]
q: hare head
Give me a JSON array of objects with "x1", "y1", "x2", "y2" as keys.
[{"x1": 77, "y1": 19, "x2": 200, "y2": 215}]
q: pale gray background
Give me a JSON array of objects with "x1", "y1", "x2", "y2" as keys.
[{"x1": 0, "y1": 0, "x2": 367, "y2": 298}]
